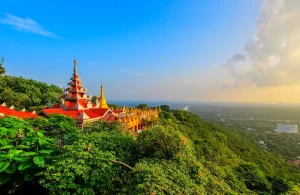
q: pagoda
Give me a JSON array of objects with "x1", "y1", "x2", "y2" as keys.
[{"x1": 40, "y1": 58, "x2": 118, "y2": 128}]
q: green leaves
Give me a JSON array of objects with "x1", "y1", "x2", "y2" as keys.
[
  {"x1": 0, "y1": 145, "x2": 14, "y2": 150},
  {"x1": 37, "y1": 131, "x2": 44, "y2": 137},
  {"x1": 18, "y1": 160, "x2": 33, "y2": 171},
  {"x1": 0, "y1": 161, "x2": 10, "y2": 172},
  {"x1": 24, "y1": 173, "x2": 34, "y2": 181},
  {"x1": 20, "y1": 152, "x2": 37, "y2": 156},
  {"x1": 0, "y1": 174, "x2": 11, "y2": 185},
  {"x1": 0, "y1": 75, "x2": 63, "y2": 110},
  {"x1": 16, "y1": 145, "x2": 30, "y2": 149},
  {"x1": 0, "y1": 138, "x2": 8, "y2": 146},
  {"x1": 0, "y1": 116, "x2": 55, "y2": 193},
  {"x1": 33, "y1": 156, "x2": 44, "y2": 166}
]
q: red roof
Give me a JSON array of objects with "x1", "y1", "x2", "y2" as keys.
[
  {"x1": 101, "y1": 112, "x2": 117, "y2": 122},
  {"x1": 113, "y1": 110, "x2": 121, "y2": 114},
  {"x1": 41, "y1": 108, "x2": 111, "y2": 120},
  {"x1": 0, "y1": 106, "x2": 37, "y2": 119},
  {"x1": 64, "y1": 101, "x2": 77, "y2": 108},
  {"x1": 289, "y1": 160, "x2": 300, "y2": 165},
  {"x1": 52, "y1": 103, "x2": 61, "y2": 108},
  {"x1": 41, "y1": 108, "x2": 80, "y2": 119},
  {"x1": 85, "y1": 108, "x2": 109, "y2": 118}
]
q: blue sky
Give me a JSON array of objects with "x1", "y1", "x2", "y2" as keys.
[{"x1": 0, "y1": 0, "x2": 263, "y2": 102}]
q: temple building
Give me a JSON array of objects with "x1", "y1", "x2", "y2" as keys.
[{"x1": 37, "y1": 58, "x2": 160, "y2": 129}]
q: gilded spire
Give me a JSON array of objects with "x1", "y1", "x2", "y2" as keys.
[
  {"x1": 74, "y1": 57, "x2": 78, "y2": 75},
  {"x1": 99, "y1": 82, "x2": 108, "y2": 108}
]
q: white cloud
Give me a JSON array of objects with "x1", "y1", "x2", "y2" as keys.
[
  {"x1": 0, "y1": 13, "x2": 60, "y2": 38},
  {"x1": 225, "y1": 0, "x2": 300, "y2": 87}
]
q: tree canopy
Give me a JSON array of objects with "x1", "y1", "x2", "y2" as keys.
[
  {"x1": 0, "y1": 76, "x2": 63, "y2": 111},
  {"x1": 0, "y1": 109, "x2": 299, "y2": 194},
  {"x1": 136, "y1": 103, "x2": 148, "y2": 110}
]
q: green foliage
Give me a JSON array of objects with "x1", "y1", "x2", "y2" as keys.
[
  {"x1": 108, "y1": 104, "x2": 119, "y2": 109},
  {"x1": 286, "y1": 183, "x2": 300, "y2": 195},
  {"x1": 234, "y1": 163, "x2": 271, "y2": 194},
  {"x1": 0, "y1": 75, "x2": 63, "y2": 110},
  {"x1": 39, "y1": 121, "x2": 135, "y2": 195},
  {"x1": 0, "y1": 57, "x2": 5, "y2": 75},
  {"x1": 0, "y1": 116, "x2": 55, "y2": 194},
  {"x1": 136, "y1": 126, "x2": 183, "y2": 160},
  {"x1": 136, "y1": 103, "x2": 148, "y2": 110},
  {"x1": 0, "y1": 105, "x2": 299, "y2": 194},
  {"x1": 160, "y1": 104, "x2": 170, "y2": 112},
  {"x1": 26, "y1": 115, "x2": 79, "y2": 147}
]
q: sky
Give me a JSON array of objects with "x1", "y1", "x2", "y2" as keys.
[{"x1": 1, "y1": 0, "x2": 300, "y2": 104}]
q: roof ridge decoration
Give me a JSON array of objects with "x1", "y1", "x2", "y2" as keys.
[
  {"x1": 1, "y1": 102, "x2": 6, "y2": 107},
  {"x1": 9, "y1": 105, "x2": 15, "y2": 110},
  {"x1": 21, "y1": 108, "x2": 26, "y2": 112}
]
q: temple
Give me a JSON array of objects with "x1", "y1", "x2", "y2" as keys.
[
  {"x1": 35, "y1": 58, "x2": 160, "y2": 130},
  {"x1": 0, "y1": 58, "x2": 160, "y2": 130}
]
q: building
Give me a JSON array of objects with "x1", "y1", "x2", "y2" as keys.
[
  {"x1": 0, "y1": 58, "x2": 159, "y2": 130},
  {"x1": 38, "y1": 58, "x2": 160, "y2": 129},
  {"x1": 274, "y1": 124, "x2": 298, "y2": 133},
  {"x1": 0, "y1": 103, "x2": 37, "y2": 119}
]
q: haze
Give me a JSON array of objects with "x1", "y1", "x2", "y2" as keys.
[{"x1": 1, "y1": 0, "x2": 299, "y2": 104}]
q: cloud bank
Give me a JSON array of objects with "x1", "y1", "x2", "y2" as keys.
[
  {"x1": 225, "y1": 0, "x2": 300, "y2": 87},
  {"x1": 0, "y1": 13, "x2": 60, "y2": 38}
]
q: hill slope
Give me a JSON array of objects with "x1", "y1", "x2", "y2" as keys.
[{"x1": 0, "y1": 111, "x2": 299, "y2": 194}]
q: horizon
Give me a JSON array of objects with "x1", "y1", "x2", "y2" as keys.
[{"x1": 1, "y1": 0, "x2": 300, "y2": 104}]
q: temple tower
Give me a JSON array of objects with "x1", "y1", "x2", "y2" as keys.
[
  {"x1": 99, "y1": 83, "x2": 108, "y2": 108},
  {"x1": 61, "y1": 57, "x2": 91, "y2": 110}
]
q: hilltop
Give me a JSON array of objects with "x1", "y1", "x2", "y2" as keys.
[{"x1": 0, "y1": 76, "x2": 299, "y2": 194}]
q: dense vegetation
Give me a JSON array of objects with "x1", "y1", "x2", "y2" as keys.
[
  {"x1": 0, "y1": 109, "x2": 300, "y2": 194},
  {"x1": 0, "y1": 76, "x2": 63, "y2": 111},
  {"x1": 189, "y1": 105, "x2": 300, "y2": 160}
]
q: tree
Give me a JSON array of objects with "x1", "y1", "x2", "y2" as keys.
[
  {"x1": 136, "y1": 126, "x2": 183, "y2": 160},
  {"x1": 160, "y1": 105, "x2": 170, "y2": 112},
  {"x1": 108, "y1": 104, "x2": 118, "y2": 109},
  {"x1": 91, "y1": 96, "x2": 98, "y2": 104},
  {"x1": 0, "y1": 57, "x2": 5, "y2": 75},
  {"x1": 29, "y1": 115, "x2": 79, "y2": 147},
  {"x1": 39, "y1": 121, "x2": 135, "y2": 194},
  {"x1": 136, "y1": 104, "x2": 148, "y2": 110},
  {"x1": 234, "y1": 163, "x2": 271, "y2": 193},
  {"x1": 0, "y1": 76, "x2": 63, "y2": 110}
]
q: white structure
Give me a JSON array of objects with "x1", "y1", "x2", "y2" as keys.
[{"x1": 275, "y1": 124, "x2": 298, "y2": 133}]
